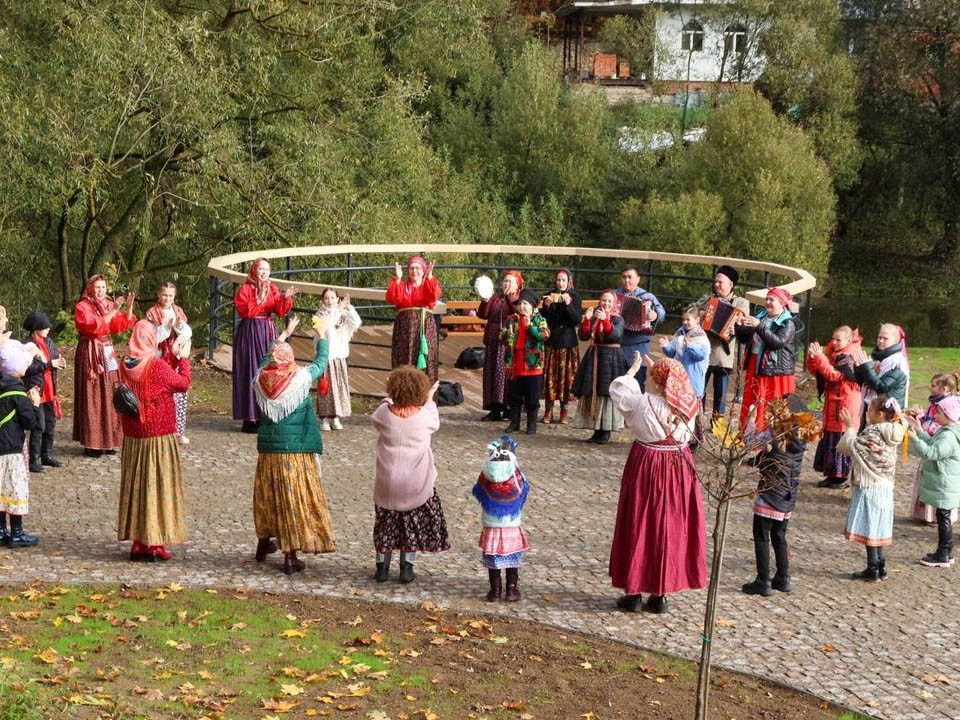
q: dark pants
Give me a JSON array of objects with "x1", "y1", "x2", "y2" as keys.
[
  {"x1": 936, "y1": 508, "x2": 955, "y2": 556},
  {"x1": 752, "y1": 514, "x2": 790, "y2": 579},
  {"x1": 621, "y1": 341, "x2": 650, "y2": 390},
  {"x1": 703, "y1": 365, "x2": 731, "y2": 415},
  {"x1": 29, "y1": 402, "x2": 56, "y2": 461},
  {"x1": 866, "y1": 545, "x2": 887, "y2": 565},
  {"x1": 507, "y1": 374, "x2": 543, "y2": 422}
]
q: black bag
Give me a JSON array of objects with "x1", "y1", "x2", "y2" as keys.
[
  {"x1": 112, "y1": 381, "x2": 140, "y2": 417},
  {"x1": 454, "y1": 346, "x2": 485, "y2": 370},
  {"x1": 435, "y1": 380, "x2": 464, "y2": 407}
]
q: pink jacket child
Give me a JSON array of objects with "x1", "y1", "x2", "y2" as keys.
[{"x1": 370, "y1": 366, "x2": 450, "y2": 584}]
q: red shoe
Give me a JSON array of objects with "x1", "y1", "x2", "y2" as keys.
[
  {"x1": 542, "y1": 407, "x2": 554, "y2": 424},
  {"x1": 559, "y1": 408, "x2": 570, "y2": 424},
  {"x1": 148, "y1": 545, "x2": 172, "y2": 561}
]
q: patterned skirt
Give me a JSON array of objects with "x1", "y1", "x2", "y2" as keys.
[
  {"x1": 316, "y1": 358, "x2": 352, "y2": 418},
  {"x1": 72, "y1": 338, "x2": 123, "y2": 450},
  {"x1": 482, "y1": 340, "x2": 507, "y2": 409},
  {"x1": 479, "y1": 526, "x2": 528, "y2": 569},
  {"x1": 373, "y1": 489, "x2": 450, "y2": 554},
  {"x1": 253, "y1": 453, "x2": 336, "y2": 554},
  {"x1": 233, "y1": 317, "x2": 277, "y2": 422},
  {"x1": 391, "y1": 309, "x2": 439, "y2": 383},
  {"x1": 542, "y1": 346, "x2": 579, "y2": 405},
  {"x1": 609, "y1": 442, "x2": 706, "y2": 595},
  {"x1": 573, "y1": 395, "x2": 624, "y2": 433},
  {"x1": 813, "y1": 430, "x2": 852, "y2": 479},
  {"x1": 0, "y1": 450, "x2": 29, "y2": 515},
  {"x1": 845, "y1": 484, "x2": 894, "y2": 547},
  {"x1": 117, "y1": 434, "x2": 187, "y2": 546}
]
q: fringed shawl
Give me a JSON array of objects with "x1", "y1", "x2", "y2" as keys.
[
  {"x1": 838, "y1": 422, "x2": 905, "y2": 490},
  {"x1": 253, "y1": 367, "x2": 312, "y2": 423}
]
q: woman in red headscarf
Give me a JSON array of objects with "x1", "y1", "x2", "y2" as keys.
[
  {"x1": 386, "y1": 256, "x2": 441, "y2": 383},
  {"x1": 117, "y1": 320, "x2": 191, "y2": 562},
  {"x1": 72, "y1": 275, "x2": 137, "y2": 456},
  {"x1": 608, "y1": 354, "x2": 706, "y2": 615},
  {"x1": 233, "y1": 258, "x2": 297, "y2": 432},
  {"x1": 540, "y1": 268, "x2": 582, "y2": 424},
  {"x1": 476, "y1": 269, "x2": 523, "y2": 421},
  {"x1": 146, "y1": 282, "x2": 193, "y2": 444},
  {"x1": 734, "y1": 287, "x2": 797, "y2": 433}
]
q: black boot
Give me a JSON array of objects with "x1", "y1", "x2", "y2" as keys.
[
  {"x1": 8, "y1": 515, "x2": 39, "y2": 548},
  {"x1": 771, "y1": 533, "x2": 791, "y2": 592},
  {"x1": 0, "y1": 512, "x2": 7, "y2": 546},
  {"x1": 28, "y1": 457, "x2": 45, "y2": 473},
  {"x1": 504, "y1": 568, "x2": 521, "y2": 601},
  {"x1": 255, "y1": 537, "x2": 278, "y2": 562},
  {"x1": 742, "y1": 538, "x2": 772, "y2": 595},
  {"x1": 642, "y1": 594, "x2": 668, "y2": 613},
  {"x1": 877, "y1": 557, "x2": 888, "y2": 580},
  {"x1": 375, "y1": 553, "x2": 392, "y2": 582},
  {"x1": 616, "y1": 594, "x2": 642, "y2": 612},
  {"x1": 525, "y1": 413, "x2": 537, "y2": 435},
  {"x1": 594, "y1": 430, "x2": 611, "y2": 445},
  {"x1": 486, "y1": 569, "x2": 502, "y2": 601},
  {"x1": 481, "y1": 405, "x2": 504, "y2": 422},
  {"x1": 921, "y1": 509, "x2": 955, "y2": 567},
  {"x1": 41, "y1": 456, "x2": 63, "y2": 468},
  {"x1": 504, "y1": 406, "x2": 521, "y2": 433}
]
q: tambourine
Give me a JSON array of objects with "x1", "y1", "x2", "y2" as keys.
[{"x1": 474, "y1": 275, "x2": 494, "y2": 301}]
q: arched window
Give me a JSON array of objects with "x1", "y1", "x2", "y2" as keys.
[
  {"x1": 681, "y1": 20, "x2": 704, "y2": 52},
  {"x1": 724, "y1": 24, "x2": 748, "y2": 54}
]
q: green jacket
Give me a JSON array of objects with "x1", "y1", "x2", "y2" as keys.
[
  {"x1": 257, "y1": 338, "x2": 329, "y2": 454},
  {"x1": 499, "y1": 312, "x2": 549, "y2": 373},
  {"x1": 910, "y1": 424, "x2": 960, "y2": 510},
  {"x1": 855, "y1": 358, "x2": 908, "y2": 408}
]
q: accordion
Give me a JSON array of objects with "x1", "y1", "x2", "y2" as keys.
[
  {"x1": 619, "y1": 295, "x2": 653, "y2": 334},
  {"x1": 701, "y1": 297, "x2": 745, "y2": 341}
]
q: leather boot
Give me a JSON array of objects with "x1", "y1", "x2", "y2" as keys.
[
  {"x1": 28, "y1": 457, "x2": 45, "y2": 473},
  {"x1": 642, "y1": 595, "x2": 669, "y2": 613},
  {"x1": 504, "y1": 406, "x2": 521, "y2": 433},
  {"x1": 877, "y1": 558, "x2": 888, "y2": 580},
  {"x1": 7, "y1": 515, "x2": 39, "y2": 548},
  {"x1": 486, "y1": 569, "x2": 502, "y2": 601},
  {"x1": 399, "y1": 560, "x2": 417, "y2": 584},
  {"x1": 770, "y1": 538, "x2": 790, "y2": 592},
  {"x1": 255, "y1": 537, "x2": 278, "y2": 562},
  {"x1": 375, "y1": 553, "x2": 392, "y2": 582},
  {"x1": 525, "y1": 413, "x2": 537, "y2": 435},
  {"x1": 742, "y1": 539, "x2": 772, "y2": 595},
  {"x1": 594, "y1": 430, "x2": 611, "y2": 445},
  {"x1": 921, "y1": 509, "x2": 954, "y2": 567},
  {"x1": 616, "y1": 594, "x2": 642, "y2": 612},
  {"x1": 0, "y1": 512, "x2": 7, "y2": 546},
  {"x1": 852, "y1": 564, "x2": 880, "y2": 582},
  {"x1": 283, "y1": 552, "x2": 305, "y2": 575},
  {"x1": 504, "y1": 568, "x2": 521, "y2": 601}
]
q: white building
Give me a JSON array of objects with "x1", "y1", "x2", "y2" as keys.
[{"x1": 556, "y1": 1, "x2": 764, "y2": 85}]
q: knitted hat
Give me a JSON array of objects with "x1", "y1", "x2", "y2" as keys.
[
  {"x1": 517, "y1": 288, "x2": 539, "y2": 309},
  {"x1": 715, "y1": 265, "x2": 739, "y2": 285},
  {"x1": 22, "y1": 311, "x2": 52, "y2": 333},
  {"x1": 937, "y1": 395, "x2": 960, "y2": 423}
]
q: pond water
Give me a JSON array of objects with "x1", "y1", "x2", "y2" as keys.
[{"x1": 806, "y1": 296, "x2": 959, "y2": 348}]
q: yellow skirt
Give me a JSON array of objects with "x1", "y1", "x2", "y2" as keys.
[
  {"x1": 253, "y1": 453, "x2": 336, "y2": 554},
  {"x1": 118, "y1": 435, "x2": 187, "y2": 546}
]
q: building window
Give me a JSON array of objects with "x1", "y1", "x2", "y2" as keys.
[
  {"x1": 681, "y1": 20, "x2": 704, "y2": 52},
  {"x1": 724, "y1": 24, "x2": 747, "y2": 54}
]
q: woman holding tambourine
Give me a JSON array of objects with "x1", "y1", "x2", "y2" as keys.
[{"x1": 476, "y1": 270, "x2": 523, "y2": 422}]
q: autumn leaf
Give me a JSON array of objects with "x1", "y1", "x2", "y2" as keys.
[
  {"x1": 344, "y1": 616, "x2": 363, "y2": 627},
  {"x1": 280, "y1": 629, "x2": 306, "y2": 638},
  {"x1": 366, "y1": 712, "x2": 389, "y2": 720},
  {"x1": 501, "y1": 700, "x2": 525, "y2": 710},
  {"x1": 261, "y1": 698, "x2": 300, "y2": 712},
  {"x1": 34, "y1": 648, "x2": 59, "y2": 664},
  {"x1": 820, "y1": 644, "x2": 837, "y2": 653},
  {"x1": 579, "y1": 661, "x2": 593, "y2": 669},
  {"x1": 399, "y1": 649, "x2": 421, "y2": 657},
  {"x1": 490, "y1": 636, "x2": 508, "y2": 644},
  {"x1": 280, "y1": 684, "x2": 304, "y2": 696}
]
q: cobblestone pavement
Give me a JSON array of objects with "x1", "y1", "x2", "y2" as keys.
[{"x1": 5, "y1": 409, "x2": 960, "y2": 720}]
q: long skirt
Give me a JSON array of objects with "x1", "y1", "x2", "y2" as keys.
[
  {"x1": 254, "y1": 452, "x2": 336, "y2": 554},
  {"x1": 391, "y1": 309, "x2": 439, "y2": 383},
  {"x1": 845, "y1": 484, "x2": 894, "y2": 546},
  {"x1": 542, "y1": 346, "x2": 579, "y2": 405},
  {"x1": 72, "y1": 338, "x2": 123, "y2": 450},
  {"x1": 233, "y1": 317, "x2": 277, "y2": 421},
  {"x1": 738, "y1": 363, "x2": 795, "y2": 432},
  {"x1": 118, "y1": 435, "x2": 187, "y2": 546},
  {"x1": 316, "y1": 358, "x2": 352, "y2": 418},
  {"x1": 573, "y1": 395, "x2": 624, "y2": 433},
  {"x1": 813, "y1": 430, "x2": 852, "y2": 479},
  {"x1": 482, "y1": 340, "x2": 507, "y2": 410},
  {"x1": 374, "y1": 490, "x2": 450, "y2": 554},
  {"x1": 0, "y1": 452, "x2": 29, "y2": 515},
  {"x1": 609, "y1": 442, "x2": 706, "y2": 595},
  {"x1": 909, "y1": 466, "x2": 959, "y2": 523}
]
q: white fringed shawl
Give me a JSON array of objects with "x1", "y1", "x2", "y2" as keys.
[{"x1": 253, "y1": 367, "x2": 313, "y2": 423}]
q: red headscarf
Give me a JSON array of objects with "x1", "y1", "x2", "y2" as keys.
[
  {"x1": 121, "y1": 320, "x2": 159, "y2": 423},
  {"x1": 766, "y1": 286, "x2": 792, "y2": 309},
  {"x1": 407, "y1": 256, "x2": 428, "y2": 272},
  {"x1": 257, "y1": 342, "x2": 298, "y2": 399},
  {"x1": 649, "y1": 357, "x2": 700, "y2": 423},
  {"x1": 503, "y1": 270, "x2": 524, "y2": 291},
  {"x1": 247, "y1": 258, "x2": 270, "y2": 292},
  {"x1": 81, "y1": 274, "x2": 111, "y2": 316}
]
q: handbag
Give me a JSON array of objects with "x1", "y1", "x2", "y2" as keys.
[
  {"x1": 454, "y1": 347, "x2": 485, "y2": 370},
  {"x1": 112, "y1": 381, "x2": 140, "y2": 417},
  {"x1": 435, "y1": 380, "x2": 464, "y2": 407}
]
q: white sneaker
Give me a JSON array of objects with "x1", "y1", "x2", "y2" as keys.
[
  {"x1": 332, "y1": 417, "x2": 343, "y2": 430},
  {"x1": 179, "y1": 436, "x2": 190, "y2": 445},
  {"x1": 321, "y1": 419, "x2": 331, "y2": 432}
]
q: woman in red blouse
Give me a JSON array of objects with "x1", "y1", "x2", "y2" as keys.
[
  {"x1": 72, "y1": 275, "x2": 137, "y2": 457},
  {"x1": 233, "y1": 258, "x2": 297, "y2": 432},
  {"x1": 386, "y1": 256, "x2": 441, "y2": 383},
  {"x1": 117, "y1": 320, "x2": 191, "y2": 562}
]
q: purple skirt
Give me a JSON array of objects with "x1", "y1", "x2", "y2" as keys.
[
  {"x1": 813, "y1": 430, "x2": 852, "y2": 479},
  {"x1": 233, "y1": 317, "x2": 278, "y2": 421}
]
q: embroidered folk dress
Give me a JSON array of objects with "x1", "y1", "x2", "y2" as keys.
[
  {"x1": 386, "y1": 276, "x2": 441, "y2": 383},
  {"x1": 840, "y1": 422, "x2": 904, "y2": 547},
  {"x1": 473, "y1": 462, "x2": 530, "y2": 569},
  {"x1": 315, "y1": 305, "x2": 362, "y2": 419}
]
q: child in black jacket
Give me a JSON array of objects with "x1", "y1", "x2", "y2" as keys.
[
  {"x1": 0, "y1": 335, "x2": 43, "y2": 547},
  {"x1": 742, "y1": 394, "x2": 821, "y2": 596},
  {"x1": 22, "y1": 311, "x2": 65, "y2": 473}
]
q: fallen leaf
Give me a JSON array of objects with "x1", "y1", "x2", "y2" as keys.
[
  {"x1": 280, "y1": 684, "x2": 304, "y2": 696},
  {"x1": 501, "y1": 700, "x2": 525, "y2": 710},
  {"x1": 280, "y1": 629, "x2": 306, "y2": 638},
  {"x1": 580, "y1": 661, "x2": 593, "y2": 669},
  {"x1": 820, "y1": 644, "x2": 837, "y2": 653},
  {"x1": 261, "y1": 698, "x2": 300, "y2": 712},
  {"x1": 345, "y1": 616, "x2": 363, "y2": 626},
  {"x1": 490, "y1": 637, "x2": 508, "y2": 644}
]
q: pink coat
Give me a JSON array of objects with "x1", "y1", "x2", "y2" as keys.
[
  {"x1": 806, "y1": 336, "x2": 863, "y2": 433},
  {"x1": 371, "y1": 400, "x2": 439, "y2": 511}
]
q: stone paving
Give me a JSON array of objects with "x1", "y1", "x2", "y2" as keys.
[{"x1": 5, "y1": 408, "x2": 960, "y2": 720}]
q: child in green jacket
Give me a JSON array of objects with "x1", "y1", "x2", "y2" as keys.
[{"x1": 906, "y1": 395, "x2": 960, "y2": 568}]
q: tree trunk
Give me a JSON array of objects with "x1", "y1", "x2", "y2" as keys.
[{"x1": 694, "y1": 477, "x2": 734, "y2": 720}]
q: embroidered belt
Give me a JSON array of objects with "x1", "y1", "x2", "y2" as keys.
[{"x1": 634, "y1": 440, "x2": 685, "y2": 451}]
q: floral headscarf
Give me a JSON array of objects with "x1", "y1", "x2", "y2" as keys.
[
  {"x1": 766, "y1": 286, "x2": 792, "y2": 309},
  {"x1": 649, "y1": 357, "x2": 699, "y2": 422},
  {"x1": 121, "y1": 320, "x2": 159, "y2": 422},
  {"x1": 257, "y1": 341, "x2": 298, "y2": 399}
]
